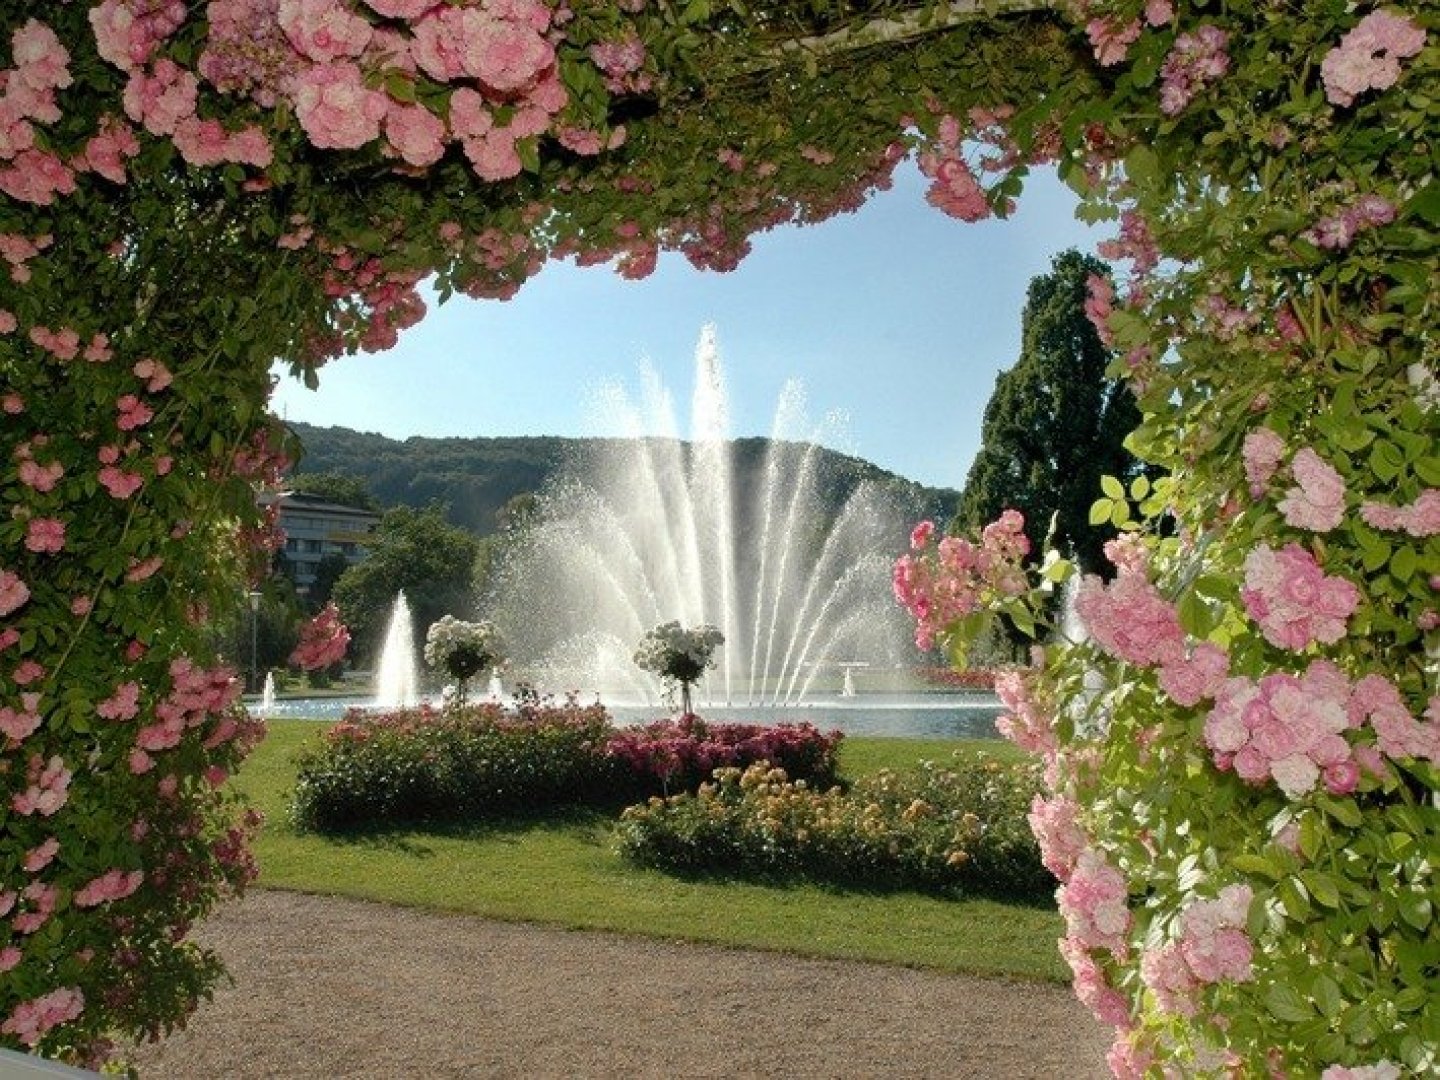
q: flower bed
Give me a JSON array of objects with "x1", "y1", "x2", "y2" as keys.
[
  {"x1": 616, "y1": 753, "x2": 1051, "y2": 901},
  {"x1": 288, "y1": 700, "x2": 618, "y2": 831},
  {"x1": 289, "y1": 703, "x2": 842, "y2": 832},
  {"x1": 605, "y1": 714, "x2": 843, "y2": 795}
]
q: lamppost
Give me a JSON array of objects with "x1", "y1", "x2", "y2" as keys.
[{"x1": 248, "y1": 589, "x2": 262, "y2": 695}]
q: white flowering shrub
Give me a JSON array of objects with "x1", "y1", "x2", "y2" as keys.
[
  {"x1": 423, "y1": 616, "x2": 504, "y2": 704},
  {"x1": 634, "y1": 622, "x2": 724, "y2": 714}
]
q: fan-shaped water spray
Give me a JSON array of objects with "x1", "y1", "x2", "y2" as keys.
[{"x1": 485, "y1": 327, "x2": 936, "y2": 707}]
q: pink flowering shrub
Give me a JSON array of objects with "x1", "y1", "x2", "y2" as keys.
[
  {"x1": 892, "y1": 509, "x2": 1032, "y2": 655},
  {"x1": 288, "y1": 602, "x2": 351, "y2": 671},
  {"x1": 605, "y1": 713, "x2": 843, "y2": 795}
]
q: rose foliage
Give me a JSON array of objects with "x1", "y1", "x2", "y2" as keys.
[{"x1": 0, "y1": 0, "x2": 1435, "y2": 1072}]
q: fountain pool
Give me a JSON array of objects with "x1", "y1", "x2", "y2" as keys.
[{"x1": 247, "y1": 690, "x2": 1003, "y2": 739}]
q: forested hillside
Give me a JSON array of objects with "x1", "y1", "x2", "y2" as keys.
[{"x1": 286, "y1": 422, "x2": 960, "y2": 536}]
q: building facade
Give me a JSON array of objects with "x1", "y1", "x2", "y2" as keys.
[{"x1": 260, "y1": 491, "x2": 381, "y2": 597}]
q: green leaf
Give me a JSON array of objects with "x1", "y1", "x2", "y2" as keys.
[
  {"x1": 1404, "y1": 181, "x2": 1440, "y2": 226},
  {"x1": 1300, "y1": 870, "x2": 1341, "y2": 909},
  {"x1": 1101, "y1": 474, "x2": 1126, "y2": 500},
  {"x1": 1230, "y1": 853, "x2": 1281, "y2": 879},
  {"x1": 1320, "y1": 796, "x2": 1363, "y2": 828},
  {"x1": 1124, "y1": 146, "x2": 1159, "y2": 188},
  {"x1": 1278, "y1": 878, "x2": 1311, "y2": 920},
  {"x1": 1109, "y1": 500, "x2": 1130, "y2": 528},
  {"x1": 1310, "y1": 972, "x2": 1344, "y2": 1018},
  {"x1": 1129, "y1": 475, "x2": 1150, "y2": 501},
  {"x1": 1397, "y1": 891, "x2": 1432, "y2": 931},
  {"x1": 1089, "y1": 498, "x2": 1113, "y2": 526},
  {"x1": 1266, "y1": 983, "x2": 1314, "y2": 1023},
  {"x1": 1390, "y1": 544, "x2": 1417, "y2": 583}
]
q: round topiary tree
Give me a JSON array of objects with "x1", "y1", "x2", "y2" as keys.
[
  {"x1": 423, "y1": 615, "x2": 504, "y2": 706},
  {"x1": 0, "y1": 2, "x2": 1433, "y2": 1074},
  {"x1": 633, "y1": 621, "x2": 725, "y2": 716}
]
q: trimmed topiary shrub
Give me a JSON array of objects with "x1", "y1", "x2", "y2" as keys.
[{"x1": 616, "y1": 752, "x2": 1051, "y2": 901}]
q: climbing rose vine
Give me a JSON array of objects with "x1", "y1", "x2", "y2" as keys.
[
  {"x1": 0, "y1": 0, "x2": 1435, "y2": 1074},
  {"x1": 895, "y1": 1, "x2": 1438, "y2": 1071}
]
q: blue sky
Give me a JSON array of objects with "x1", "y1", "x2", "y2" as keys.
[{"x1": 269, "y1": 160, "x2": 1104, "y2": 491}]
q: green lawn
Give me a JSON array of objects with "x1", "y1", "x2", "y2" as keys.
[{"x1": 235, "y1": 720, "x2": 1067, "y2": 981}]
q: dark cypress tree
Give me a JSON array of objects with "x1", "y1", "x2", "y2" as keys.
[{"x1": 954, "y1": 250, "x2": 1147, "y2": 577}]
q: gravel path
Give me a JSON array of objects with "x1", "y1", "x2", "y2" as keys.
[{"x1": 125, "y1": 889, "x2": 1110, "y2": 1079}]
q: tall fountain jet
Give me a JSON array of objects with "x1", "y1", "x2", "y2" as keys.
[
  {"x1": 374, "y1": 591, "x2": 420, "y2": 708},
  {"x1": 486, "y1": 327, "x2": 928, "y2": 707}
]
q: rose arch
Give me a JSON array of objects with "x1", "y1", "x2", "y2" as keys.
[{"x1": 0, "y1": 0, "x2": 1434, "y2": 1073}]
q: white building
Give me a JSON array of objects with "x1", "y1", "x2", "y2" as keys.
[{"x1": 260, "y1": 491, "x2": 381, "y2": 596}]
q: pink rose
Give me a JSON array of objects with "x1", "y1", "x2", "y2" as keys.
[
  {"x1": 1322, "y1": 10, "x2": 1426, "y2": 107},
  {"x1": 24, "y1": 518, "x2": 65, "y2": 554},
  {"x1": 1277, "y1": 447, "x2": 1346, "y2": 532},
  {"x1": 290, "y1": 62, "x2": 387, "y2": 150}
]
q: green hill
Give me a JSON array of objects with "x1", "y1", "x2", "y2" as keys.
[{"x1": 285, "y1": 421, "x2": 960, "y2": 536}]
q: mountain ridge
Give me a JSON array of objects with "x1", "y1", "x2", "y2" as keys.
[{"x1": 286, "y1": 421, "x2": 961, "y2": 536}]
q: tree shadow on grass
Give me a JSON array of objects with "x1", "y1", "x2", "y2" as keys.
[{"x1": 623, "y1": 858, "x2": 1057, "y2": 910}]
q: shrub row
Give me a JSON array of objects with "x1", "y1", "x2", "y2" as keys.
[
  {"x1": 288, "y1": 702, "x2": 843, "y2": 832},
  {"x1": 615, "y1": 753, "x2": 1053, "y2": 901},
  {"x1": 605, "y1": 713, "x2": 842, "y2": 794}
]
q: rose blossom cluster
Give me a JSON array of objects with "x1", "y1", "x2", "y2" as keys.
[
  {"x1": 1303, "y1": 193, "x2": 1398, "y2": 250},
  {"x1": 632, "y1": 621, "x2": 722, "y2": 683},
  {"x1": 1242, "y1": 427, "x2": 1286, "y2": 496},
  {"x1": 1072, "y1": 542, "x2": 1234, "y2": 710},
  {"x1": 1028, "y1": 793, "x2": 1088, "y2": 881},
  {"x1": 1241, "y1": 543, "x2": 1360, "y2": 651},
  {"x1": 1322, "y1": 1063, "x2": 1403, "y2": 1080},
  {"x1": 1084, "y1": 272, "x2": 1116, "y2": 345},
  {"x1": 1361, "y1": 489, "x2": 1440, "y2": 538},
  {"x1": 917, "y1": 115, "x2": 992, "y2": 222},
  {"x1": 1277, "y1": 447, "x2": 1346, "y2": 532},
  {"x1": 0, "y1": 20, "x2": 76, "y2": 206},
  {"x1": 130, "y1": 658, "x2": 244, "y2": 772},
  {"x1": 995, "y1": 668, "x2": 1058, "y2": 756},
  {"x1": 892, "y1": 511, "x2": 1030, "y2": 651},
  {"x1": 78, "y1": 0, "x2": 624, "y2": 191},
  {"x1": 0, "y1": 987, "x2": 84, "y2": 1048},
  {"x1": 73, "y1": 868, "x2": 144, "y2": 908},
  {"x1": 1321, "y1": 9, "x2": 1426, "y2": 108},
  {"x1": 1058, "y1": 848, "x2": 1131, "y2": 953},
  {"x1": 1158, "y1": 25, "x2": 1230, "y2": 116},
  {"x1": 0, "y1": 692, "x2": 41, "y2": 743},
  {"x1": 1204, "y1": 659, "x2": 1368, "y2": 797},
  {"x1": 1072, "y1": 570, "x2": 1185, "y2": 667},
  {"x1": 12, "y1": 754, "x2": 72, "y2": 816},
  {"x1": 289, "y1": 602, "x2": 350, "y2": 670},
  {"x1": 1352, "y1": 673, "x2": 1440, "y2": 764},
  {"x1": 0, "y1": 232, "x2": 51, "y2": 282},
  {"x1": 1140, "y1": 884, "x2": 1254, "y2": 1016}
]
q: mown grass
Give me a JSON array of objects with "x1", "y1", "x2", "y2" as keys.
[{"x1": 235, "y1": 720, "x2": 1065, "y2": 981}]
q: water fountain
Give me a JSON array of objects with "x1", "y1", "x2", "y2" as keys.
[
  {"x1": 484, "y1": 326, "x2": 938, "y2": 708},
  {"x1": 374, "y1": 592, "x2": 421, "y2": 708},
  {"x1": 259, "y1": 672, "x2": 277, "y2": 716},
  {"x1": 487, "y1": 672, "x2": 504, "y2": 701}
]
